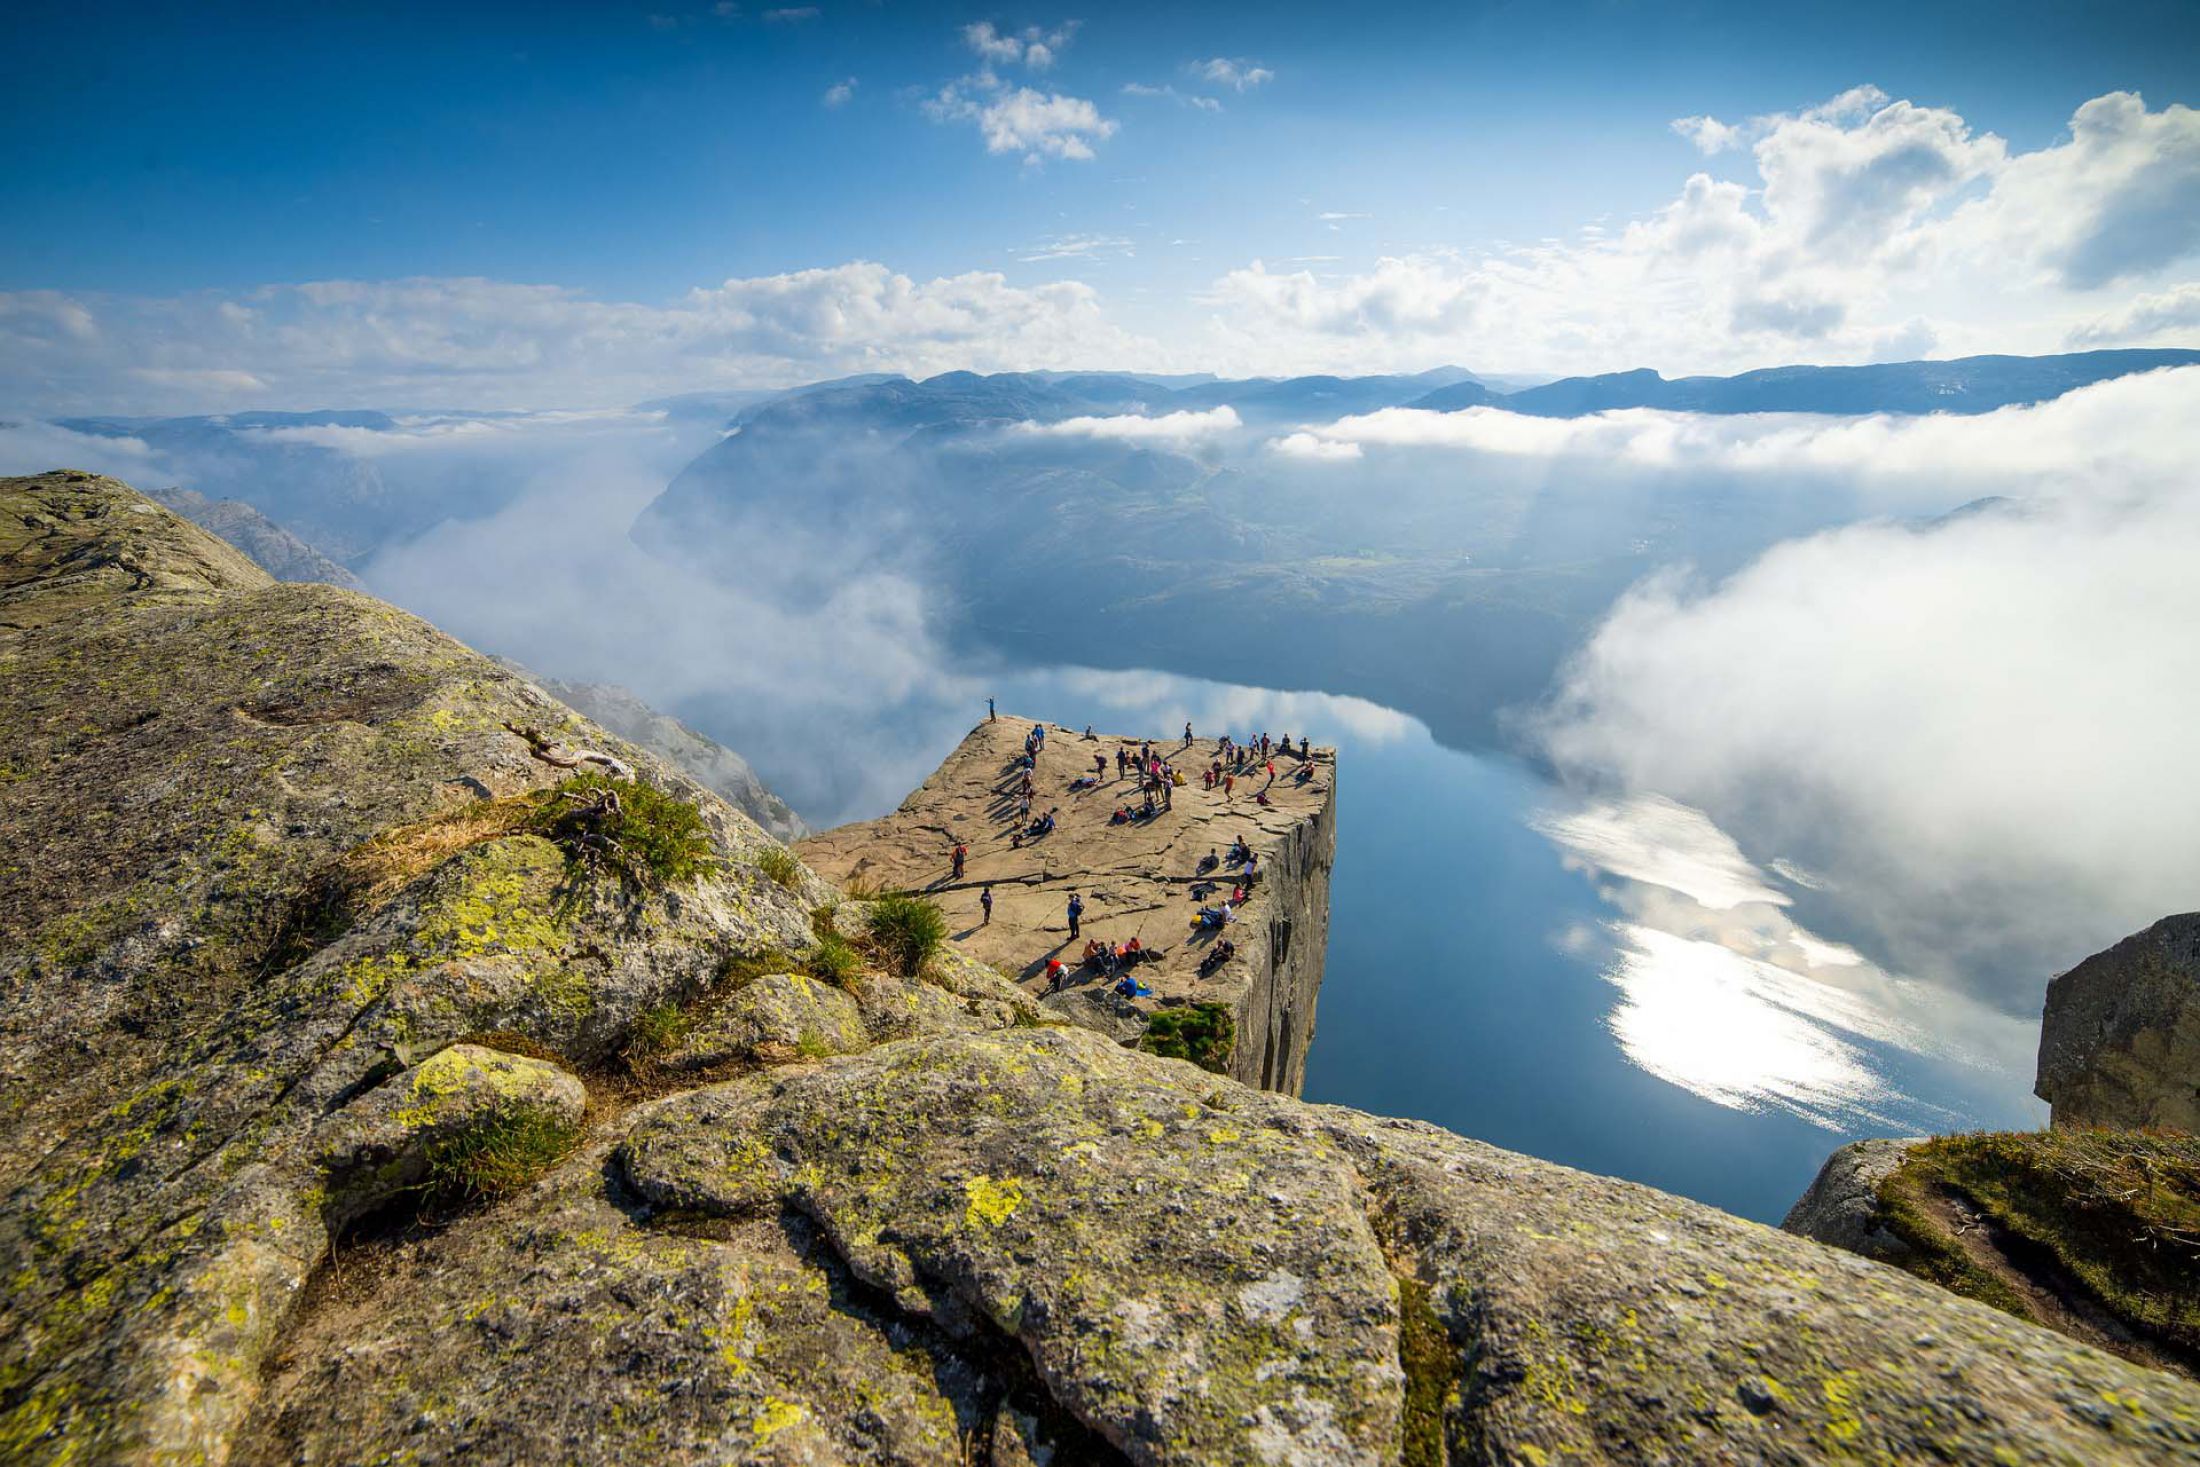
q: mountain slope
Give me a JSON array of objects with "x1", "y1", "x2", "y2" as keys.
[
  {"x1": 508, "y1": 668, "x2": 807, "y2": 841},
  {"x1": 143, "y1": 485, "x2": 364, "y2": 588}
]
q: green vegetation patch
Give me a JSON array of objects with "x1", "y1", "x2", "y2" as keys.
[
  {"x1": 756, "y1": 846, "x2": 803, "y2": 890},
  {"x1": 1138, "y1": 1003, "x2": 1237, "y2": 1074},
  {"x1": 1877, "y1": 1128, "x2": 2200, "y2": 1352},
  {"x1": 533, "y1": 772, "x2": 716, "y2": 889},
  {"x1": 807, "y1": 933, "x2": 862, "y2": 985},
  {"x1": 865, "y1": 894, "x2": 947, "y2": 977},
  {"x1": 1396, "y1": 1276, "x2": 1454, "y2": 1467},
  {"x1": 301, "y1": 773, "x2": 719, "y2": 953},
  {"x1": 625, "y1": 1001, "x2": 699, "y2": 1062},
  {"x1": 423, "y1": 1107, "x2": 582, "y2": 1202}
]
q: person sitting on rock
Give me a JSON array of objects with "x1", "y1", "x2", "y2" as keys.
[
  {"x1": 1045, "y1": 957, "x2": 1067, "y2": 990},
  {"x1": 1197, "y1": 849, "x2": 1219, "y2": 874}
]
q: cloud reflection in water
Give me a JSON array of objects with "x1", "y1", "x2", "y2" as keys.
[{"x1": 1538, "y1": 794, "x2": 2017, "y2": 1130}]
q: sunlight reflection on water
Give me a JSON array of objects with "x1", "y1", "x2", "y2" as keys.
[{"x1": 1537, "y1": 793, "x2": 1995, "y2": 1130}]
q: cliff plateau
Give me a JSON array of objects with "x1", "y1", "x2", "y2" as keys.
[{"x1": 795, "y1": 717, "x2": 1334, "y2": 1093}]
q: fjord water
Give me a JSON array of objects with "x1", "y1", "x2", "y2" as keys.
[{"x1": 913, "y1": 665, "x2": 2043, "y2": 1225}]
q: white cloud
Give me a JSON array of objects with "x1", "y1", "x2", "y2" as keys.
[
  {"x1": 1020, "y1": 233, "x2": 1134, "y2": 262},
  {"x1": 10, "y1": 87, "x2": 2197, "y2": 406},
  {"x1": 1944, "y1": 93, "x2": 2200, "y2": 290},
  {"x1": 1190, "y1": 57, "x2": 1273, "y2": 92},
  {"x1": 2069, "y1": 281, "x2": 2200, "y2": 345},
  {"x1": 962, "y1": 21, "x2": 1078, "y2": 69},
  {"x1": 924, "y1": 72, "x2": 1117, "y2": 162},
  {"x1": 822, "y1": 77, "x2": 856, "y2": 107},
  {"x1": 1210, "y1": 255, "x2": 1480, "y2": 336},
  {"x1": 1203, "y1": 89, "x2": 2200, "y2": 376},
  {"x1": 128, "y1": 367, "x2": 270, "y2": 393},
  {"x1": 0, "y1": 420, "x2": 161, "y2": 479},
  {"x1": 0, "y1": 263, "x2": 1154, "y2": 413},
  {"x1": 761, "y1": 6, "x2": 819, "y2": 21},
  {"x1": 1670, "y1": 114, "x2": 1741, "y2": 154},
  {"x1": 1269, "y1": 431, "x2": 1362, "y2": 462},
  {"x1": 1020, "y1": 404, "x2": 1241, "y2": 444},
  {"x1": 1537, "y1": 366, "x2": 2200, "y2": 1016},
  {"x1": 1271, "y1": 368, "x2": 2200, "y2": 487},
  {"x1": 1121, "y1": 82, "x2": 1223, "y2": 113}
]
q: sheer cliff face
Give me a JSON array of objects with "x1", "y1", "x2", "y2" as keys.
[
  {"x1": 7, "y1": 472, "x2": 2200, "y2": 1467},
  {"x1": 793, "y1": 717, "x2": 1337, "y2": 1094},
  {"x1": 1237, "y1": 776, "x2": 1334, "y2": 1093},
  {"x1": 2036, "y1": 912, "x2": 2200, "y2": 1133}
]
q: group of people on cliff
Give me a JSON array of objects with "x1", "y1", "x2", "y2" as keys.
[{"x1": 952, "y1": 715, "x2": 1326, "y2": 997}]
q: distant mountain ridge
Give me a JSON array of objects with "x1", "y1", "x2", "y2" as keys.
[
  {"x1": 726, "y1": 348, "x2": 2197, "y2": 432},
  {"x1": 1420, "y1": 348, "x2": 2200, "y2": 417},
  {"x1": 142, "y1": 486, "x2": 364, "y2": 589}
]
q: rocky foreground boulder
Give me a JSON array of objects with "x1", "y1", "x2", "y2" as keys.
[
  {"x1": 1787, "y1": 913, "x2": 2200, "y2": 1380},
  {"x1": 2036, "y1": 911, "x2": 2200, "y2": 1133},
  {"x1": 6, "y1": 472, "x2": 2200, "y2": 1465}
]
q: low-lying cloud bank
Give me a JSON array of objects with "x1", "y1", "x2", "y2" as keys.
[
  {"x1": 1537, "y1": 367, "x2": 2200, "y2": 1019},
  {"x1": 1272, "y1": 364, "x2": 2197, "y2": 490},
  {"x1": 1019, "y1": 405, "x2": 1242, "y2": 444}
]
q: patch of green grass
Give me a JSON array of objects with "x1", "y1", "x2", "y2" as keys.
[
  {"x1": 533, "y1": 772, "x2": 716, "y2": 889},
  {"x1": 625, "y1": 1001, "x2": 696, "y2": 1061},
  {"x1": 1137, "y1": 1002, "x2": 1236, "y2": 1074},
  {"x1": 423, "y1": 1108, "x2": 581, "y2": 1201},
  {"x1": 865, "y1": 893, "x2": 947, "y2": 977},
  {"x1": 718, "y1": 947, "x2": 801, "y2": 989},
  {"x1": 756, "y1": 846, "x2": 803, "y2": 890},
  {"x1": 807, "y1": 934, "x2": 862, "y2": 985},
  {"x1": 1877, "y1": 1128, "x2": 2200, "y2": 1350}
]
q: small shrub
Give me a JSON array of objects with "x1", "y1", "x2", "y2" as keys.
[
  {"x1": 531, "y1": 773, "x2": 716, "y2": 890},
  {"x1": 1138, "y1": 1003, "x2": 1236, "y2": 1074},
  {"x1": 866, "y1": 893, "x2": 947, "y2": 977},
  {"x1": 756, "y1": 846, "x2": 803, "y2": 890},
  {"x1": 423, "y1": 1109, "x2": 581, "y2": 1201},
  {"x1": 625, "y1": 1001, "x2": 695, "y2": 1062},
  {"x1": 807, "y1": 934, "x2": 862, "y2": 985}
]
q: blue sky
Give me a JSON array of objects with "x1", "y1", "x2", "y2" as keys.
[{"x1": 3, "y1": 1, "x2": 2197, "y2": 407}]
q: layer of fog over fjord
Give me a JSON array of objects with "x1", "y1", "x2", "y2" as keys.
[{"x1": 8, "y1": 365, "x2": 2196, "y2": 1142}]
